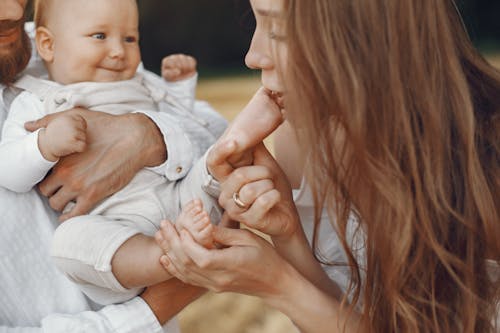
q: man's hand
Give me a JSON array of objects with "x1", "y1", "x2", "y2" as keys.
[
  {"x1": 25, "y1": 108, "x2": 166, "y2": 221},
  {"x1": 38, "y1": 113, "x2": 87, "y2": 162}
]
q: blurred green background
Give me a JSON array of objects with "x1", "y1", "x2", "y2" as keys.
[{"x1": 137, "y1": 0, "x2": 500, "y2": 76}]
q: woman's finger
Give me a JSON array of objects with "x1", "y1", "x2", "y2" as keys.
[
  {"x1": 156, "y1": 220, "x2": 194, "y2": 270},
  {"x1": 236, "y1": 178, "x2": 275, "y2": 209},
  {"x1": 238, "y1": 189, "x2": 281, "y2": 229},
  {"x1": 219, "y1": 165, "x2": 274, "y2": 205},
  {"x1": 207, "y1": 139, "x2": 239, "y2": 181}
]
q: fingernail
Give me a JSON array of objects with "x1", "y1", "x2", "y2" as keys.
[{"x1": 160, "y1": 220, "x2": 168, "y2": 228}]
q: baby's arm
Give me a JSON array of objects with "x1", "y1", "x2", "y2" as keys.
[
  {"x1": 160, "y1": 54, "x2": 198, "y2": 112},
  {"x1": 0, "y1": 92, "x2": 86, "y2": 193},
  {"x1": 161, "y1": 54, "x2": 197, "y2": 82},
  {"x1": 0, "y1": 92, "x2": 57, "y2": 192}
]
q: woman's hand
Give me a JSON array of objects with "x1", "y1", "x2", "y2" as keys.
[
  {"x1": 155, "y1": 221, "x2": 296, "y2": 298},
  {"x1": 218, "y1": 143, "x2": 300, "y2": 239},
  {"x1": 154, "y1": 222, "x2": 357, "y2": 333},
  {"x1": 207, "y1": 87, "x2": 284, "y2": 182}
]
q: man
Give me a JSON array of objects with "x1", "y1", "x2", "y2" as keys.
[{"x1": 0, "y1": 0, "x2": 226, "y2": 331}]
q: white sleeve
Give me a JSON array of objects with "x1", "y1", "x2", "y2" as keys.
[
  {"x1": 0, "y1": 298, "x2": 168, "y2": 333},
  {"x1": 0, "y1": 92, "x2": 56, "y2": 193},
  {"x1": 163, "y1": 74, "x2": 197, "y2": 112},
  {"x1": 137, "y1": 70, "x2": 228, "y2": 181}
]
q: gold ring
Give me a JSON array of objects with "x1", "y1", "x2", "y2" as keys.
[{"x1": 232, "y1": 191, "x2": 248, "y2": 209}]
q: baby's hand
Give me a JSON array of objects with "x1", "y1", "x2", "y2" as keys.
[
  {"x1": 161, "y1": 54, "x2": 197, "y2": 82},
  {"x1": 38, "y1": 113, "x2": 87, "y2": 162}
]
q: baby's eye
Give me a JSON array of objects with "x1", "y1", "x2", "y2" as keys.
[
  {"x1": 124, "y1": 36, "x2": 137, "y2": 43},
  {"x1": 91, "y1": 33, "x2": 106, "y2": 40}
]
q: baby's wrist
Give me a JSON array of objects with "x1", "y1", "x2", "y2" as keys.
[{"x1": 37, "y1": 129, "x2": 58, "y2": 162}]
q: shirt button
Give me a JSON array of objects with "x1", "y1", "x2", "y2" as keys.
[{"x1": 176, "y1": 166, "x2": 183, "y2": 174}]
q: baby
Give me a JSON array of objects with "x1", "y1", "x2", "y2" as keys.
[{"x1": 0, "y1": 0, "x2": 220, "y2": 305}]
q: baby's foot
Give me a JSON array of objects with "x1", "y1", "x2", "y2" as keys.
[{"x1": 176, "y1": 199, "x2": 214, "y2": 249}]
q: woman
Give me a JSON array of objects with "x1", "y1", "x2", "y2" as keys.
[{"x1": 155, "y1": 0, "x2": 500, "y2": 331}]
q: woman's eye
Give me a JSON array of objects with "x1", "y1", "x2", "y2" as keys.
[{"x1": 91, "y1": 33, "x2": 106, "y2": 40}]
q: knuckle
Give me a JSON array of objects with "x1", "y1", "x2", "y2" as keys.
[
  {"x1": 218, "y1": 195, "x2": 227, "y2": 208},
  {"x1": 233, "y1": 170, "x2": 248, "y2": 184},
  {"x1": 211, "y1": 285, "x2": 223, "y2": 293},
  {"x1": 48, "y1": 196, "x2": 62, "y2": 211},
  {"x1": 263, "y1": 179, "x2": 274, "y2": 189},
  {"x1": 68, "y1": 179, "x2": 82, "y2": 192},
  {"x1": 179, "y1": 256, "x2": 191, "y2": 267},
  {"x1": 242, "y1": 186, "x2": 255, "y2": 199},
  {"x1": 38, "y1": 184, "x2": 50, "y2": 197},
  {"x1": 217, "y1": 276, "x2": 233, "y2": 289},
  {"x1": 198, "y1": 258, "x2": 211, "y2": 269},
  {"x1": 83, "y1": 183, "x2": 99, "y2": 199}
]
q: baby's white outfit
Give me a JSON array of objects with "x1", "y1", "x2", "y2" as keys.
[{"x1": 0, "y1": 74, "x2": 222, "y2": 305}]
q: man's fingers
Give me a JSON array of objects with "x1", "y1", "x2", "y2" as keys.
[
  {"x1": 38, "y1": 173, "x2": 63, "y2": 197},
  {"x1": 59, "y1": 197, "x2": 95, "y2": 222},
  {"x1": 48, "y1": 187, "x2": 75, "y2": 212}
]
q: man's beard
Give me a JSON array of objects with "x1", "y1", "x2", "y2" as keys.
[{"x1": 0, "y1": 18, "x2": 31, "y2": 85}]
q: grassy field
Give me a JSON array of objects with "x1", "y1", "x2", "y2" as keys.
[{"x1": 178, "y1": 55, "x2": 500, "y2": 333}]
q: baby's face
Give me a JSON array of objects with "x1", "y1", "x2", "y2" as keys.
[{"x1": 45, "y1": 0, "x2": 140, "y2": 84}]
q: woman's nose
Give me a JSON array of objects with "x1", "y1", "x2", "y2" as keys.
[
  {"x1": 245, "y1": 51, "x2": 273, "y2": 70},
  {"x1": 245, "y1": 37, "x2": 273, "y2": 70}
]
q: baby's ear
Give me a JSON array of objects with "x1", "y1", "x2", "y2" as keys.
[{"x1": 35, "y1": 27, "x2": 55, "y2": 62}]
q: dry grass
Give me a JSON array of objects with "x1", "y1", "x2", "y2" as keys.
[{"x1": 181, "y1": 54, "x2": 500, "y2": 333}]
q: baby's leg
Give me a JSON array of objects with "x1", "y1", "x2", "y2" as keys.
[
  {"x1": 175, "y1": 199, "x2": 214, "y2": 249},
  {"x1": 110, "y1": 233, "x2": 173, "y2": 289},
  {"x1": 51, "y1": 214, "x2": 171, "y2": 305}
]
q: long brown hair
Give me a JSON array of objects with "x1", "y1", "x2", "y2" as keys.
[{"x1": 283, "y1": 0, "x2": 500, "y2": 331}]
